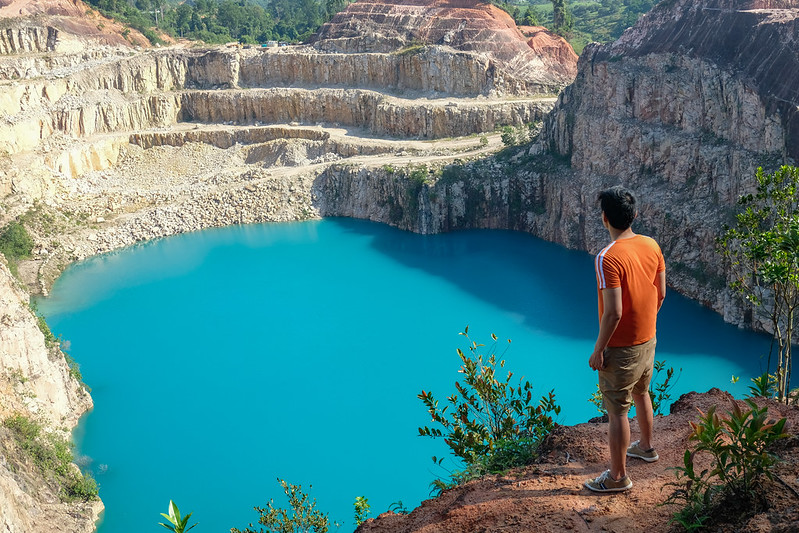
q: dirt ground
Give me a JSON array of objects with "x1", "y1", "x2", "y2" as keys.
[{"x1": 358, "y1": 389, "x2": 799, "y2": 533}]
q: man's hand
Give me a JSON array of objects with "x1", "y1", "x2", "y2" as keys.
[{"x1": 589, "y1": 349, "x2": 605, "y2": 371}]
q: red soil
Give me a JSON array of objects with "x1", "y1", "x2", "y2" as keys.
[{"x1": 358, "y1": 389, "x2": 799, "y2": 532}]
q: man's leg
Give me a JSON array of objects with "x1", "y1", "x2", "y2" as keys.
[
  {"x1": 632, "y1": 391, "x2": 654, "y2": 450},
  {"x1": 608, "y1": 411, "x2": 630, "y2": 480}
]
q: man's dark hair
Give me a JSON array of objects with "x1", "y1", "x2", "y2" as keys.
[{"x1": 598, "y1": 186, "x2": 637, "y2": 230}]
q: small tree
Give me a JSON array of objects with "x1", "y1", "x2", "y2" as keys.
[
  {"x1": 718, "y1": 165, "x2": 799, "y2": 403},
  {"x1": 418, "y1": 327, "x2": 559, "y2": 467},
  {"x1": 0, "y1": 221, "x2": 34, "y2": 261},
  {"x1": 231, "y1": 479, "x2": 335, "y2": 533}
]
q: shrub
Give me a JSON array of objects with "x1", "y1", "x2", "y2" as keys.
[
  {"x1": 664, "y1": 399, "x2": 788, "y2": 530},
  {"x1": 418, "y1": 328, "x2": 560, "y2": 485},
  {"x1": 231, "y1": 478, "x2": 337, "y2": 533},
  {"x1": 0, "y1": 221, "x2": 33, "y2": 261},
  {"x1": 353, "y1": 496, "x2": 370, "y2": 526},
  {"x1": 747, "y1": 372, "x2": 778, "y2": 399},
  {"x1": 500, "y1": 126, "x2": 517, "y2": 147},
  {"x1": 3, "y1": 414, "x2": 99, "y2": 502}
]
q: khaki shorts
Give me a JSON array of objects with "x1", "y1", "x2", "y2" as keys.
[{"x1": 598, "y1": 337, "x2": 656, "y2": 416}]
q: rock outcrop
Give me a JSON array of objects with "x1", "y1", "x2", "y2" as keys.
[
  {"x1": 534, "y1": 0, "x2": 799, "y2": 325},
  {"x1": 312, "y1": 0, "x2": 577, "y2": 93}
]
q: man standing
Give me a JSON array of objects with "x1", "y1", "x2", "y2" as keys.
[{"x1": 585, "y1": 186, "x2": 666, "y2": 493}]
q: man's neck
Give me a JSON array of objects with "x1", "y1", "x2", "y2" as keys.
[{"x1": 608, "y1": 227, "x2": 636, "y2": 241}]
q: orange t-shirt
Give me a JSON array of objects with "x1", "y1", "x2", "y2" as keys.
[{"x1": 595, "y1": 235, "x2": 665, "y2": 347}]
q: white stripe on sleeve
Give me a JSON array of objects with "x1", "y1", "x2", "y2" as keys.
[{"x1": 595, "y1": 241, "x2": 616, "y2": 289}]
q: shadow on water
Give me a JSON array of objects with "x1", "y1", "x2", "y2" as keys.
[{"x1": 327, "y1": 217, "x2": 774, "y2": 377}]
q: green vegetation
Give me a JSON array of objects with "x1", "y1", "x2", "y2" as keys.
[
  {"x1": 394, "y1": 42, "x2": 426, "y2": 56},
  {"x1": 495, "y1": 0, "x2": 657, "y2": 54},
  {"x1": 84, "y1": 0, "x2": 352, "y2": 45},
  {"x1": 718, "y1": 166, "x2": 799, "y2": 403},
  {"x1": 0, "y1": 221, "x2": 33, "y2": 261},
  {"x1": 664, "y1": 399, "x2": 788, "y2": 530},
  {"x1": 159, "y1": 500, "x2": 198, "y2": 533},
  {"x1": 649, "y1": 359, "x2": 680, "y2": 415},
  {"x1": 0, "y1": 220, "x2": 34, "y2": 278},
  {"x1": 499, "y1": 122, "x2": 539, "y2": 148},
  {"x1": 353, "y1": 496, "x2": 370, "y2": 526},
  {"x1": 418, "y1": 328, "x2": 560, "y2": 491},
  {"x1": 588, "y1": 359, "x2": 681, "y2": 416},
  {"x1": 2, "y1": 414, "x2": 99, "y2": 502},
  {"x1": 747, "y1": 372, "x2": 778, "y2": 399},
  {"x1": 231, "y1": 478, "x2": 338, "y2": 533}
]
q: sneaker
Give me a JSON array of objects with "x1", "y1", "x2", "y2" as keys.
[
  {"x1": 584, "y1": 469, "x2": 633, "y2": 493},
  {"x1": 627, "y1": 440, "x2": 659, "y2": 462}
]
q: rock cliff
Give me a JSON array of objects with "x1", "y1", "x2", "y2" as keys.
[
  {"x1": 310, "y1": 0, "x2": 799, "y2": 332},
  {"x1": 0, "y1": 258, "x2": 100, "y2": 533},
  {"x1": 312, "y1": 0, "x2": 577, "y2": 94},
  {"x1": 533, "y1": 0, "x2": 799, "y2": 325}
]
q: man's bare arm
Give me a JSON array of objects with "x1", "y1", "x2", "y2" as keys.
[
  {"x1": 589, "y1": 287, "x2": 622, "y2": 371},
  {"x1": 656, "y1": 270, "x2": 666, "y2": 311}
]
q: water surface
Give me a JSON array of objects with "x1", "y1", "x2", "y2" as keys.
[{"x1": 37, "y1": 218, "x2": 770, "y2": 532}]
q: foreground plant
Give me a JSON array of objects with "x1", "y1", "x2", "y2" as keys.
[
  {"x1": 353, "y1": 496, "x2": 370, "y2": 526},
  {"x1": 418, "y1": 327, "x2": 559, "y2": 489},
  {"x1": 231, "y1": 478, "x2": 337, "y2": 533},
  {"x1": 664, "y1": 398, "x2": 788, "y2": 530},
  {"x1": 159, "y1": 500, "x2": 197, "y2": 533}
]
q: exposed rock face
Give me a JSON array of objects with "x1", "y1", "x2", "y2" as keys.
[
  {"x1": 312, "y1": 0, "x2": 577, "y2": 94},
  {"x1": 0, "y1": 24, "x2": 57, "y2": 54},
  {"x1": 0, "y1": 0, "x2": 149, "y2": 49},
  {"x1": 519, "y1": 25, "x2": 579, "y2": 77},
  {"x1": 179, "y1": 89, "x2": 551, "y2": 139},
  {"x1": 534, "y1": 0, "x2": 799, "y2": 325},
  {"x1": 0, "y1": 45, "x2": 554, "y2": 168},
  {"x1": 0, "y1": 259, "x2": 100, "y2": 533},
  {"x1": 312, "y1": 0, "x2": 799, "y2": 332}
]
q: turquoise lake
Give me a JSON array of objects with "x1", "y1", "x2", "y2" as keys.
[{"x1": 36, "y1": 217, "x2": 771, "y2": 532}]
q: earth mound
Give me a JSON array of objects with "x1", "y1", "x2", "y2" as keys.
[{"x1": 0, "y1": 0, "x2": 151, "y2": 48}]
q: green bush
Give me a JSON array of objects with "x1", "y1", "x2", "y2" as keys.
[
  {"x1": 232, "y1": 478, "x2": 337, "y2": 533},
  {"x1": 3, "y1": 414, "x2": 99, "y2": 502},
  {"x1": 418, "y1": 328, "x2": 560, "y2": 487},
  {"x1": 500, "y1": 126, "x2": 517, "y2": 147},
  {"x1": 664, "y1": 399, "x2": 788, "y2": 530},
  {"x1": 353, "y1": 496, "x2": 370, "y2": 526},
  {"x1": 747, "y1": 372, "x2": 778, "y2": 399},
  {"x1": 0, "y1": 221, "x2": 33, "y2": 261}
]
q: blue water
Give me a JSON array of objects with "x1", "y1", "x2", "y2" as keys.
[{"x1": 36, "y1": 218, "x2": 770, "y2": 532}]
